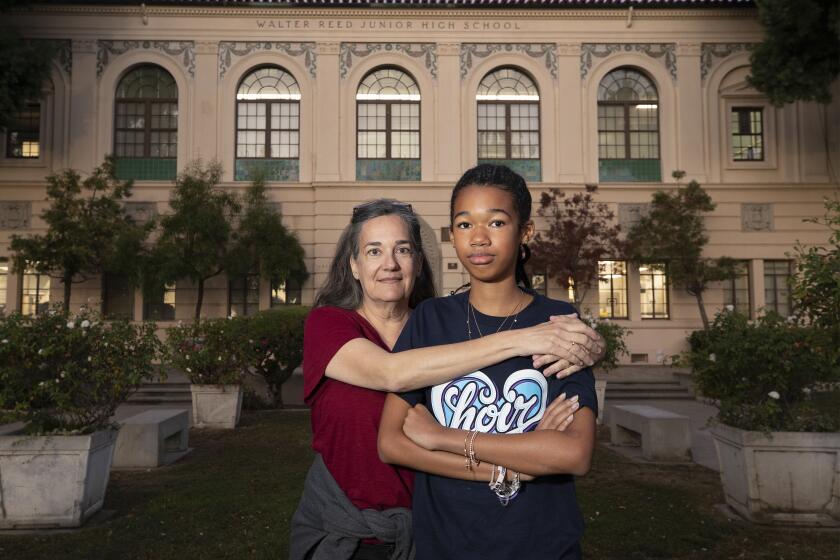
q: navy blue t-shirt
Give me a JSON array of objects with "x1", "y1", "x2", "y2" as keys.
[{"x1": 397, "y1": 290, "x2": 597, "y2": 560}]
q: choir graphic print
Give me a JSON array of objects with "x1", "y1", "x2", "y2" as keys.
[{"x1": 430, "y1": 370, "x2": 547, "y2": 433}]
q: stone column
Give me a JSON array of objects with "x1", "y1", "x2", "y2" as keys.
[
  {"x1": 435, "y1": 43, "x2": 461, "y2": 183},
  {"x1": 313, "y1": 42, "x2": 341, "y2": 182},
  {"x1": 675, "y1": 42, "x2": 707, "y2": 183},
  {"x1": 749, "y1": 258, "x2": 765, "y2": 313},
  {"x1": 556, "y1": 42, "x2": 585, "y2": 184},
  {"x1": 68, "y1": 40, "x2": 98, "y2": 172},
  {"x1": 192, "y1": 41, "x2": 219, "y2": 168}
]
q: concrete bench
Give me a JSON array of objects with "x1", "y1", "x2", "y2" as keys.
[
  {"x1": 609, "y1": 404, "x2": 691, "y2": 462},
  {"x1": 113, "y1": 409, "x2": 191, "y2": 469}
]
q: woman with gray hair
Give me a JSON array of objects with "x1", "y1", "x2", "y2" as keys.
[{"x1": 290, "y1": 199, "x2": 602, "y2": 560}]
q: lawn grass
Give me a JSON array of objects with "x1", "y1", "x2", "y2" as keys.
[{"x1": 0, "y1": 411, "x2": 837, "y2": 559}]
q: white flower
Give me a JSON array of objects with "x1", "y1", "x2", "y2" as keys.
[
  {"x1": 60, "y1": 372, "x2": 66, "y2": 378},
  {"x1": 81, "y1": 320, "x2": 90, "y2": 329},
  {"x1": 1, "y1": 339, "x2": 8, "y2": 344},
  {"x1": 185, "y1": 354, "x2": 190, "y2": 360},
  {"x1": 87, "y1": 356, "x2": 92, "y2": 362},
  {"x1": 67, "y1": 321, "x2": 75, "y2": 329},
  {"x1": 725, "y1": 304, "x2": 734, "y2": 312},
  {"x1": 38, "y1": 381, "x2": 45, "y2": 387},
  {"x1": 802, "y1": 387, "x2": 812, "y2": 395},
  {"x1": 768, "y1": 391, "x2": 780, "y2": 400},
  {"x1": 185, "y1": 367, "x2": 192, "y2": 373},
  {"x1": 218, "y1": 356, "x2": 222, "y2": 361},
  {"x1": 786, "y1": 316, "x2": 796, "y2": 324},
  {"x1": 38, "y1": 348, "x2": 44, "y2": 355},
  {"x1": 709, "y1": 353, "x2": 717, "y2": 362}
]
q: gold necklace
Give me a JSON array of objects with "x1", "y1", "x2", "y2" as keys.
[{"x1": 466, "y1": 293, "x2": 525, "y2": 340}]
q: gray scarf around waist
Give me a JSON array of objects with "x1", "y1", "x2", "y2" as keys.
[{"x1": 289, "y1": 453, "x2": 414, "y2": 560}]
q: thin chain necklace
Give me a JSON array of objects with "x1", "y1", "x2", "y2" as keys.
[{"x1": 466, "y1": 292, "x2": 526, "y2": 340}]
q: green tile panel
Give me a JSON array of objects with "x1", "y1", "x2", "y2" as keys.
[
  {"x1": 114, "y1": 158, "x2": 176, "y2": 181},
  {"x1": 356, "y1": 159, "x2": 421, "y2": 181},
  {"x1": 235, "y1": 159, "x2": 300, "y2": 182},
  {"x1": 599, "y1": 159, "x2": 661, "y2": 182},
  {"x1": 477, "y1": 159, "x2": 541, "y2": 182}
]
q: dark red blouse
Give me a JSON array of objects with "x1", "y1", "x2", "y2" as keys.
[{"x1": 302, "y1": 306, "x2": 414, "y2": 510}]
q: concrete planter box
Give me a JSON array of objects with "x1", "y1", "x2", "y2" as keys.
[
  {"x1": 0, "y1": 429, "x2": 117, "y2": 529},
  {"x1": 594, "y1": 379, "x2": 607, "y2": 425},
  {"x1": 190, "y1": 384, "x2": 243, "y2": 429},
  {"x1": 711, "y1": 423, "x2": 840, "y2": 526}
]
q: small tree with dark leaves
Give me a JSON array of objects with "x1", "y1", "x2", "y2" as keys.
[{"x1": 529, "y1": 185, "x2": 624, "y2": 309}]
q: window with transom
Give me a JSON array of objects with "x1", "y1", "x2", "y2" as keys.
[
  {"x1": 235, "y1": 66, "x2": 301, "y2": 181},
  {"x1": 597, "y1": 68, "x2": 660, "y2": 182},
  {"x1": 763, "y1": 260, "x2": 792, "y2": 317},
  {"x1": 598, "y1": 261, "x2": 628, "y2": 319},
  {"x1": 639, "y1": 263, "x2": 669, "y2": 319},
  {"x1": 731, "y1": 107, "x2": 764, "y2": 161},
  {"x1": 113, "y1": 65, "x2": 178, "y2": 180},
  {"x1": 476, "y1": 67, "x2": 540, "y2": 181},
  {"x1": 356, "y1": 67, "x2": 420, "y2": 181}
]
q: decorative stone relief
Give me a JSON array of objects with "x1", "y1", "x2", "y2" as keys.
[
  {"x1": 700, "y1": 43, "x2": 757, "y2": 82},
  {"x1": 741, "y1": 203, "x2": 773, "y2": 232},
  {"x1": 124, "y1": 202, "x2": 158, "y2": 223},
  {"x1": 97, "y1": 40, "x2": 196, "y2": 78},
  {"x1": 580, "y1": 43, "x2": 677, "y2": 81},
  {"x1": 0, "y1": 202, "x2": 31, "y2": 230},
  {"x1": 460, "y1": 43, "x2": 558, "y2": 79},
  {"x1": 340, "y1": 43, "x2": 437, "y2": 79},
  {"x1": 618, "y1": 203, "x2": 651, "y2": 231},
  {"x1": 556, "y1": 42, "x2": 582, "y2": 57},
  {"x1": 218, "y1": 42, "x2": 317, "y2": 79}
]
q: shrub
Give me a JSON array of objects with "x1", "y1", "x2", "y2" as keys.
[
  {"x1": 240, "y1": 307, "x2": 309, "y2": 407},
  {"x1": 582, "y1": 314, "x2": 630, "y2": 373},
  {"x1": 0, "y1": 306, "x2": 163, "y2": 434},
  {"x1": 165, "y1": 318, "x2": 251, "y2": 385},
  {"x1": 690, "y1": 310, "x2": 839, "y2": 432}
]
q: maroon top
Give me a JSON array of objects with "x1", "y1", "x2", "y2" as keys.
[{"x1": 303, "y1": 306, "x2": 414, "y2": 511}]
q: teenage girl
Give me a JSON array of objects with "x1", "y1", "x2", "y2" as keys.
[{"x1": 378, "y1": 164, "x2": 597, "y2": 560}]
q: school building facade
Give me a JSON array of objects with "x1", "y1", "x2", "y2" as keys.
[{"x1": 1, "y1": 0, "x2": 838, "y2": 362}]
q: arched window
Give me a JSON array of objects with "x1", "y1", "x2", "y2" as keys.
[
  {"x1": 114, "y1": 65, "x2": 178, "y2": 180},
  {"x1": 476, "y1": 67, "x2": 541, "y2": 181},
  {"x1": 597, "y1": 68, "x2": 660, "y2": 182},
  {"x1": 235, "y1": 66, "x2": 301, "y2": 181},
  {"x1": 356, "y1": 67, "x2": 420, "y2": 181}
]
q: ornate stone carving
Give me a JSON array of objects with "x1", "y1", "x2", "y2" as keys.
[
  {"x1": 437, "y1": 42, "x2": 460, "y2": 56},
  {"x1": 124, "y1": 202, "x2": 158, "y2": 223},
  {"x1": 194, "y1": 41, "x2": 218, "y2": 55},
  {"x1": 339, "y1": 43, "x2": 437, "y2": 79},
  {"x1": 677, "y1": 42, "x2": 702, "y2": 57},
  {"x1": 51, "y1": 40, "x2": 73, "y2": 75},
  {"x1": 618, "y1": 203, "x2": 651, "y2": 231},
  {"x1": 460, "y1": 43, "x2": 558, "y2": 79},
  {"x1": 556, "y1": 42, "x2": 582, "y2": 57},
  {"x1": 0, "y1": 202, "x2": 31, "y2": 230},
  {"x1": 580, "y1": 43, "x2": 677, "y2": 81},
  {"x1": 97, "y1": 40, "x2": 196, "y2": 78},
  {"x1": 700, "y1": 43, "x2": 757, "y2": 82},
  {"x1": 218, "y1": 41, "x2": 317, "y2": 79},
  {"x1": 742, "y1": 203, "x2": 773, "y2": 232},
  {"x1": 316, "y1": 42, "x2": 341, "y2": 55}
]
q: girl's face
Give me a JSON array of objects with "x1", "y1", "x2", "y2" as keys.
[
  {"x1": 450, "y1": 184, "x2": 534, "y2": 286},
  {"x1": 350, "y1": 214, "x2": 418, "y2": 307}
]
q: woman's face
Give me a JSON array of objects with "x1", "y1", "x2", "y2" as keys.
[
  {"x1": 350, "y1": 214, "x2": 418, "y2": 307},
  {"x1": 451, "y1": 184, "x2": 533, "y2": 285}
]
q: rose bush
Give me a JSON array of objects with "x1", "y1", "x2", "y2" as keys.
[{"x1": 0, "y1": 306, "x2": 163, "y2": 434}]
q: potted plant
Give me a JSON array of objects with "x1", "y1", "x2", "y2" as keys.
[
  {"x1": 0, "y1": 307, "x2": 162, "y2": 529},
  {"x1": 691, "y1": 310, "x2": 840, "y2": 526},
  {"x1": 166, "y1": 318, "x2": 250, "y2": 429},
  {"x1": 583, "y1": 314, "x2": 630, "y2": 424},
  {"x1": 240, "y1": 306, "x2": 310, "y2": 408}
]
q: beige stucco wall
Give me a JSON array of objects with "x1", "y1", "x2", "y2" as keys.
[{"x1": 0, "y1": 5, "x2": 837, "y2": 362}]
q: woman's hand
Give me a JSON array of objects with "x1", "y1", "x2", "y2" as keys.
[
  {"x1": 520, "y1": 314, "x2": 605, "y2": 378},
  {"x1": 535, "y1": 393, "x2": 580, "y2": 432},
  {"x1": 402, "y1": 404, "x2": 447, "y2": 451}
]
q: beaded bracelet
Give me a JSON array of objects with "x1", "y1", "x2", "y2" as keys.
[{"x1": 468, "y1": 430, "x2": 480, "y2": 467}]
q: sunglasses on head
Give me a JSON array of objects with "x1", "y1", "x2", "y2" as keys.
[{"x1": 352, "y1": 200, "x2": 413, "y2": 217}]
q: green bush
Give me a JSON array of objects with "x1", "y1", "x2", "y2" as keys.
[
  {"x1": 690, "y1": 310, "x2": 839, "y2": 432},
  {"x1": 0, "y1": 306, "x2": 163, "y2": 434},
  {"x1": 240, "y1": 306, "x2": 309, "y2": 407},
  {"x1": 165, "y1": 318, "x2": 251, "y2": 385},
  {"x1": 582, "y1": 314, "x2": 630, "y2": 373}
]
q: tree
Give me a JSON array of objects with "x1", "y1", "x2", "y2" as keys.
[
  {"x1": 10, "y1": 158, "x2": 150, "y2": 313},
  {"x1": 0, "y1": 1, "x2": 56, "y2": 129},
  {"x1": 791, "y1": 196, "x2": 840, "y2": 352},
  {"x1": 225, "y1": 176, "x2": 309, "y2": 292},
  {"x1": 529, "y1": 185, "x2": 624, "y2": 309},
  {"x1": 148, "y1": 161, "x2": 240, "y2": 321},
  {"x1": 626, "y1": 172, "x2": 736, "y2": 330},
  {"x1": 748, "y1": 0, "x2": 840, "y2": 182}
]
